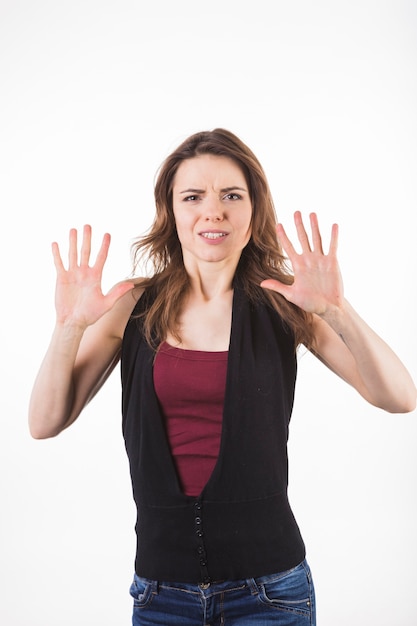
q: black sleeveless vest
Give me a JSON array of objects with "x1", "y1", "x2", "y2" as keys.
[{"x1": 121, "y1": 287, "x2": 305, "y2": 583}]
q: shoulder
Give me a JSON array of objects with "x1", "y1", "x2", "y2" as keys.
[
  {"x1": 108, "y1": 280, "x2": 146, "y2": 339},
  {"x1": 235, "y1": 288, "x2": 297, "y2": 351},
  {"x1": 83, "y1": 280, "x2": 146, "y2": 347}
]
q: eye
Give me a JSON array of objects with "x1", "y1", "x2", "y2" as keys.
[
  {"x1": 183, "y1": 195, "x2": 199, "y2": 202},
  {"x1": 224, "y1": 192, "x2": 242, "y2": 201}
]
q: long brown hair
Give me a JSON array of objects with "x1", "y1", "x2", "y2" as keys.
[{"x1": 132, "y1": 128, "x2": 315, "y2": 349}]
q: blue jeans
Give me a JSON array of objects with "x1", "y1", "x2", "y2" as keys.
[{"x1": 130, "y1": 559, "x2": 315, "y2": 625}]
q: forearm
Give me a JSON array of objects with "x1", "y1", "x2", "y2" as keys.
[
  {"x1": 28, "y1": 322, "x2": 85, "y2": 439},
  {"x1": 319, "y1": 300, "x2": 416, "y2": 413}
]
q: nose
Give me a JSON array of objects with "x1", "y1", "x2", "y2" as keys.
[{"x1": 205, "y1": 196, "x2": 224, "y2": 221}]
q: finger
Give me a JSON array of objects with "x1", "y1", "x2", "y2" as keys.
[
  {"x1": 80, "y1": 224, "x2": 92, "y2": 266},
  {"x1": 328, "y1": 223, "x2": 339, "y2": 256},
  {"x1": 294, "y1": 211, "x2": 312, "y2": 253},
  {"x1": 51, "y1": 241, "x2": 65, "y2": 272},
  {"x1": 276, "y1": 222, "x2": 297, "y2": 259},
  {"x1": 94, "y1": 232, "x2": 111, "y2": 270},
  {"x1": 309, "y1": 212, "x2": 324, "y2": 254},
  {"x1": 68, "y1": 228, "x2": 78, "y2": 268}
]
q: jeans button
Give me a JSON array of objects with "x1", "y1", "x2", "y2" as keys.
[{"x1": 199, "y1": 582, "x2": 210, "y2": 589}]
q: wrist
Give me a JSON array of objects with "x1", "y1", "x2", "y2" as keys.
[
  {"x1": 54, "y1": 318, "x2": 87, "y2": 339},
  {"x1": 318, "y1": 298, "x2": 351, "y2": 330}
]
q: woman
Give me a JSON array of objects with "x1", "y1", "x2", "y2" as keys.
[{"x1": 29, "y1": 129, "x2": 416, "y2": 625}]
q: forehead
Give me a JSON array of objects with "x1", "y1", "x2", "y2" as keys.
[{"x1": 173, "y1": 154, "x2": 246, "y2": 188}]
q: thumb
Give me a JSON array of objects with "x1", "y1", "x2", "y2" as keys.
[
  {"x1": 260, "y1": 279, "x2": 291, "y2": 299},
  {"x1": 106, "y1": 279, "x2": 135, "y2": 305}
]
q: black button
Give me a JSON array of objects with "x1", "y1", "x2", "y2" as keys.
[
  {"x1": 196, "y1": 530, "x2": 204, "y2": 538},
  {"x1": 195, "y1": 517, "x2": 202, "y2": 525}
]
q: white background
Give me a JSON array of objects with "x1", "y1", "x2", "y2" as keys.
[{"x1": 1, "y1": 1, "x2": 416, "y2": 624}]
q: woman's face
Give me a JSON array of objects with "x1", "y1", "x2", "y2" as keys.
[{"x1": 172, "y1": 154, "x2": 252, "y2": 268}]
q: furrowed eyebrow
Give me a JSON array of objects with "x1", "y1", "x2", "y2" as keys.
[
  {"x1": 179, "y1": 188, "x2": 206, "y2": 194},
  {"x1": 178, "y1": 186, "x2": 248, "y2": 194},
  {"x1": 221, "y1": 186, "x2": 248, "y2": 193}
]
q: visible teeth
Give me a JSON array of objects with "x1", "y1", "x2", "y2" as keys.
[{"x1": 201, "y1": 232, "x2": 226, "y2": 239}]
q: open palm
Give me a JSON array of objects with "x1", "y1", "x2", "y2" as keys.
[
  {"x1": 52, "y1": 225, "x2": 134, "y2": 328},
  {"x1": 261, "y1": 211, "x2": 344, "y2": 316}
]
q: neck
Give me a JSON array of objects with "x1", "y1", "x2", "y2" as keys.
[{"x1": 184, "y1": 258, "x2": 238, "y2": 301}]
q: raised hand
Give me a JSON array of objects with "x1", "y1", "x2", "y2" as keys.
[
  {"x1": 261, "y1": 211, "x2": 344, "y2": 317},
  {"x1": 52, "y1": 225, "x2": 134, "y2": 329}
]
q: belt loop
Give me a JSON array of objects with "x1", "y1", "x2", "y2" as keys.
[
  {"x1": 247, "y1": 577, "x2": 258, "y2": 595},
  {"x1": 151, "y1": 580, "x2": 159, "y2": 595}
]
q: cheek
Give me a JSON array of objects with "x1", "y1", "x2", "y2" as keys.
[
  {"x1": 244, "y1": 216, "x2": 253, "y2": 245},
  {"x1": 243, "y1": 210, "x2": 253, "y2": 235},
  {"x1": 173, "y1": 212, "x2": 194, "y2": 242}
]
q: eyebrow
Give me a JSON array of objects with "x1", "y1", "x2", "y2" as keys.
[{"x1": 178, "y1": 186, "x2": 248, "y2": 194}]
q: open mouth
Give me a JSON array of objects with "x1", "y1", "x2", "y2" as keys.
[{"x1": 199, "y1": 232, "x2": 228, "y2": 240}]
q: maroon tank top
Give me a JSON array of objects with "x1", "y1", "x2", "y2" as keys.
[{"x1": 153, "y1": 342, "x2": 228, "y2": 496}]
